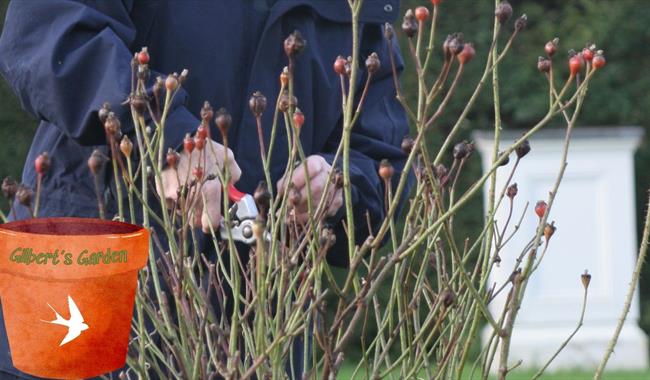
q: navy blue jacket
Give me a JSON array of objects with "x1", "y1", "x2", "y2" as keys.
[{"x1": 0, "y1": 0, "x2": 409, "y2": 377}]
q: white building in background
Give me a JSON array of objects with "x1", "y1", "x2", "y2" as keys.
[{"x1": 473, "y1": 127, "x2": 648, "y2": 370}]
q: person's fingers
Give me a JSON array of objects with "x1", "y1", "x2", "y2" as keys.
[
  {"x1": 158, "y1": 167, "x2": 180, "y2": 208},
  {"x1": 200, "y1": 178, "x2": 222, "y2": 234},
  {"x1": 327, "y1": 189, "x2": 344, "y2": 217},
  {"x1": 294, "y1": 170, "x2": 328, "y2": 215},
  {"x1": 277, "y1": 156, "x2": 326, "y2": 194}
]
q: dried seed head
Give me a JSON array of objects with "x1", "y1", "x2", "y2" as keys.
[
  {"x1": 515, "y1": 14, "x2": 527, "y2": 31},
  {"x1": 447, "y1": 33, "x2": 465, "y2": 56},
  {"x1": 120, "y1": 136, "x2": 133, "y2": 157},
  {"x1": 319, "y1": 226, "x2": 336, "y2": 247},
  {"x1": 384, "y1": 22, "x2": 395, "y2": 41},
  {"x1": 104, "y1": 112, "x2": 121, "y2": 137},
  {"x1": 130, "y1": 94, "x2": 147, "y2": 116},
  {"x1": 1, "y1": 176, "x2": 18, "y2": 199},
  {"x1": 544, "y1": 222, "x2": 556, "y2": 242},
  {"x1": 153, "y1": 76, "x2": 164, "y2": 98},
  {"x1": 402, "y1": 9, "x2": 418, "y2": 38},
  {"x1": 249, "y1": 91, "x2": 267, "y2": 118},
  {"x1": 35, "y1": 152, "x2": 51, "y2": 175},
  {"x1": 334, "y1": 55, "x2": 347, "y2": 75},
  {"x1": 345, "y1": 56, "x2": 353, "y2": 76},
  {"x1": 515, "y1": 139, "x2": 531, "y2": 158},
  {"x1": 537, "y1": 56, "x2": 552, "y2": 73},
  {"x1": 284, "y1": 30, "x2": 306, "y2": 59},
  {"x1": 280, "y1": 66, "x2": 289, "y2": 86},
  {"x1": 365, "y1": 52, "x2": 381, "y2": 74},
  {"x1": 545, "y1": 38, "x2": 559, "y2": 57},
  {"x1": 535, "y1": 200, "x2": 547, "y2": 219},
  {"x1": 401, "y1": 135, "x2": 415, "y2": 154},
  {"x1": 495, "y1": 1, "x2": 513, "y2": 24},
  {"x1": 434, "y1": 164, "x2": 448, "y2": 180},
  {"x1": 98, "y1": 102, "x2": 111, "y2": 124},
  {"x1": 378, "y1": 159, "x2": 394, "y2": 181},
  {"x1": 278, "y1": 91, "x2": 297, "y2": 113},
  {"x1": 215, "y1": 108, "x2": 232, "y2": 137},
  {"x1": 166, "y1": 148, "x2": 180, "y2": 169},
  {"x1": 452, "y1": 140, "x2": 473, "y2": 160},
  {"x1": 497, "y1": 151, "x2": 510, "y2": 166},
  {"x1": 87, "y1": 149, "x2": 106, "y2": 176},
  {"x1": 254, "y1": 181, "x2": 271, "y2": 215},
  {"x1": 16, "y1": 184, "x2": 32, "y2": 207},
  {"x1": 183, "y1": 133, "x2": 195, "y2": 154},
  {"x1": 457, "y1": 43, "x2": 475, "y2": 64},
  {"x1": 200, "y1": 101, "x2": 214, "y2": 123},
  {"x1": 441, "y1": 288, "x2": 455, "y2": 308},
  {"x1": 581, "y1": 270, "x2": 591, "y2": 290},
  {"x1": 506, "y1": 183, "x2": 518, "y2": 199}
]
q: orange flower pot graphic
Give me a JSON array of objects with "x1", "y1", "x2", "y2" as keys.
[{"x1": 0, "y1": 217, "x2": 149, "y2": 379}]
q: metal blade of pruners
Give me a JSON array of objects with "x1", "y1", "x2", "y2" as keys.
[{"x1": 219, "y1": 183, "x2": 259, "y2": 245}]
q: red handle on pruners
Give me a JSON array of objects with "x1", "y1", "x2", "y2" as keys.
[{"x1": 227, "y1": 183, "x2": 246, "y2": 203}]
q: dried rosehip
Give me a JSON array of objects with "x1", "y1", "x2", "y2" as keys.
[
  {"x1": 452, "y1": 140, "x2": 473, "y2": 160},
  {"x1": 104, "y1": 112, "x2": 121, "y2": 137},
  {"x1": 592, "y1": 51, "x2": 606, "y2": 70},
  {"x1": 249, "y1": 91, "x2": 267, "y2": 118},
  {"x1": 194, "y1": 135, "x2": 206, "y2": 151},
  {"x1": 497, "y1": 151, "x2": 510, "y2": 167},
  {"x1": 280, "y1": 67, "x2": 289, "y2": 86},
  {"x1": 545, "y1": 38, "x2": 559, "y2": 57},
  {"x1": 137, "y1": 47, "x2": 150, "y2": 65},
  {"x1": 535, "y1": 200, "x2": 547, "y2": 218},
  {"x1": 434, "y1": 164, "x2": 448, "y2": 180},
  {"x1": 16, "y1": 184, "x2": 32, "y2": 207},
  {"x1": 441, "y1": 288, "x2": 455, "y2": 308},
  {"x1": 378, "y1": 159, "x2": 394, "y2": 181},
  {"x1": 120, "y1": 136, "x2": 133, "y2": 157},
  {"x1": 365, "y1": 52, "x2": 381, "y2": 74},
  {"x1": 98, "y1": 102, "x2": 111, "y2": 124},
  {"x1": 506, "y1": 183, "x2": 518, "y2": 199},
  {"x1": 254, "y1": 181, "x2": 271, "y2": 214},
  {"x1": 515, "y1": 139, "x2": 531, "y2": 158},
  {"x1": 334, "y1": 55, "x2": 347, "y2": 75},
  {"x1": 537, "y1": 56, "x2": 551, "y2": 73},
  {"x1": 447, "y1": 33, "x2": 465, "y2": 56},
  {"x1": 278, "y1": 91, "x2": 297, "y2": 113},
  {"x1": 35, "y1": 152, "x2": 51, "y2": 175},
  {"x1": 87, "y1": 149, "x2": 105, "y2": 176},
  {"x1": 384, "y1": 23, "x2": 395, "y2": 41},
  {"x1": 215, "y1": 108, "x2": 232, "y2": 137},
  {"x1": 183, "y1": 133, "x2": 195, "y2": 154},
  {"x1": 1, "y1": 177, "x2": 18, "y2": 199},
  {"x1": 415, "y1": 6, "x2": 430, "y2": 22},
  {"x1": 293, "y1": 108, "x2": 305, "y2": 130},
  {"x1": 401, "y1": 136, "x2": 415, "y2": 154},
  {"x1": 130, "y1": 94, "x2": 147, "y2": 116},
  {"x1": 284, "y1": 30, "x2": 306, "y2": 59},
  {"x1": 544, "y1": 222, "x2": 556, "y2": 241},
  {"x1": 495, "y1": 1, "x2": 513, "y2": 24},
  {"x1": 166, "y1": 148, "x2": 180, "y2": 169},
  {"x1": 402, "y1": 9, "x2": 418, "y2": 38},
  {"x1": 457, "y1": 43, "x2": 475, "y2": 64},
  {"x1": 200, "y1": 101, "x2": 214, "y2": 123}
]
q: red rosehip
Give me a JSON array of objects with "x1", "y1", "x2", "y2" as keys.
[
  {"x1": 192, "y1": 166, "x2": 204, "y2": 181},
  {"x1": 35, "y1": 152, "x2": 51, "y2": 175},
  {"x1": 334, "y1": 55, "x2": 347, "y2": 75},
  {"x1": 183, "y1": 133, "x2": 195, "y2": 154},
  {"x1": 592, "y1": 51, "x2": 606, "y2": 70},
  {"x1": 165, "y1": 74, "x2": 178, "y2": 91},
  {"x1": 197, "y1": 124, "x2": 208, "y2": 140},
  {"x1": 293, "y1": 108, "x2": 305, "y2": 130},
  {"x1": 535, "y1": 200, "x2": 547, "y2": 218},
  {"x1": 582, "y1": 47, "x2": 594, "y2": 62},
  {"x1": 378, "y1": 159, "x2": 394, "y2": 181},
  {"x1": 137, "y1": 47, "x2": 150, "y2": 65},
  {"x1": 415, "y1": 6, "x2": 430, "y2": 22},
  {"x1": 569, "y1": 55, "x2": 583, "y2": 76},
  {"x1": 457, "y1": 43, "x2": 475, "y2": 64},
  {"x1": 166, "y1": 148, "x2": 180, "y2": 169},
  {"x1": 280, "y1": 67, "x2": 289, "y2": 86},
  {"x1": 544, "y1": 38, "x2": 559, "y2": 57},
  {"x1": 431, "y1": 0, "x2": 442, "y2": 5},
  {"x1": 194, "y1": 136, "x2": 205, "y2": 151}
]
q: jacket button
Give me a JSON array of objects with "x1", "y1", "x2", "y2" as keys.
[{"x1": 383, "y1": 4, "x2": 393, "y2": 12}]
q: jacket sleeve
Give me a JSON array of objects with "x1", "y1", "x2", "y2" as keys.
[
  {"x1": 320, "y1": 23, "x2": 413, "y2": 267},
  {"x1": 0, "y1": 0, "x2": 197, "y2": 149}
]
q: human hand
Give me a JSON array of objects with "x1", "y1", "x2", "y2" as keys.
[
  {"x1": 276, "y1": 155, "x2": 343, "y2": 224},
  {"x1": 159, "y1": 139, "x2": 241, "y2": 233}
]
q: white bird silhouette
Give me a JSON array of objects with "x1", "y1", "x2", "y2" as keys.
[{"x1": 41, "y1": 295, "x2": 89, "y2": 346}]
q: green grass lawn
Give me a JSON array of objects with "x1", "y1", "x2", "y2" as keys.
[{"x1": 336, "y1": 365, "x2": 650, "y2": 379}]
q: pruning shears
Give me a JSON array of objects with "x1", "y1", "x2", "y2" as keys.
[{"x1": 219, "y1": 183, "x2": 259, "y2": 245}]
